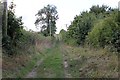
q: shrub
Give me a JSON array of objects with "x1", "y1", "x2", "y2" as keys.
[{"x1": 87, "y1": 14, "x2": 120, "y2": 52}]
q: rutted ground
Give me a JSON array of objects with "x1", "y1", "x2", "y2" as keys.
[
  {"x1": 25, "y1": 42, "x2": 71, "y2": 78},
  {"x1": 3, "y1": 41, "x2": 118, "y2": 78},
  {"x1": 25, "y1": 42, "x2": 64, "y2": 78},
  {"x1": 25, "y1": 42, "x2": 118, "y2": 78},
  {"x1": 60, "y1": 44, "x2": 72, "y2": 78},
  {"x1": 35, "y1": 43, "x2": 64, "y2": 78},
  {"x1": 25, "y1": 58, "x2": 43, "y2": 78}
]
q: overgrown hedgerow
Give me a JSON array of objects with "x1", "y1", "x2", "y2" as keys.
[{"x1": 87, "y1": 13, "x2": 120, "y2": 52}]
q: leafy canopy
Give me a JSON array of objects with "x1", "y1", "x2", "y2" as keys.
[{"x1": 35, "y1": 4, "x2": 58, "y2": 36}]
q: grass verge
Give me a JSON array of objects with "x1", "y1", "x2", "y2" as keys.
[
  {"x1": 61, "y1": 44, "x2": 118, "y2": 78},
  {"x1": 2, "y1": 52, "x2": 44, "y2": 78}
]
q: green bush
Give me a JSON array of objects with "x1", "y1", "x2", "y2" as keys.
[
  {"x1": 87, "y1": 14, "x2": 120, "y2": 51},
  {"x1": 59, "y1": 29, "x2": 67, "y2": 42}
]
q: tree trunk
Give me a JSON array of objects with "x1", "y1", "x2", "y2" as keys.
[
  {"x1": 2, "y1": 1, "x2": 7, "y2": 38},
  {"x1": 0, "y1": 2, "x2": 3, "y2": 47}
]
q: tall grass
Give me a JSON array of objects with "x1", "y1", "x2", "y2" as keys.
[{"x1": 2, "y1": 30, "x2": 53, "y2": 78}]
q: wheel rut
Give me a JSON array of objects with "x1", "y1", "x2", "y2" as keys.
[{"x1": 25, "y1": 59, "x2": 44, "y2": 78}]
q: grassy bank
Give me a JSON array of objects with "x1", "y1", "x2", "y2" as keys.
[
  {"x1": 61, "y1": 44, "x2": 118, "y2": 78},
  {"x1": 2, "y1": 31, "x2": 53, "y2": 78},
  {"x1": 2, "y1": 52, "x2": 43, "y2": 78}
]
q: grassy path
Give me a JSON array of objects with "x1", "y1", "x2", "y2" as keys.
[
  {"x1": 35, "y1": 42, "x2": 64, "y2": 78},
  {"x1": 25, "y1": 42, "x2": 118, "y2": 78},
  {"x1": 60, "y1": 44, "x2": 72, "y2": 78},
  {"x1": 25, "y1": 58, "x2": 44, "y2": 78},
  {"x1": 25, "y1": 42, "x2": 72, "y2": 78}
]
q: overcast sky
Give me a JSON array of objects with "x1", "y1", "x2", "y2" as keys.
[{"x1": 7, "y1": 0, "x2": 119, "y2": 33}]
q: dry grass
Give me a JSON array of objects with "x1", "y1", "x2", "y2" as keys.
[
  {"x1": 61, "y1": 44, "x2": 118, "y2": 78},
  {"x1": 2, "y1": 40, "x2": 118, "y2": 78},
  {"x1": 2, "y1": 36, "x2": 52, "y2": 78}
]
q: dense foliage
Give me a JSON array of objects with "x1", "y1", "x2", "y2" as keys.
[
  {"x1": 7, "y1": 11, "x2": 23, "y2": 45},
  {"x1": 35, "y1": 4, "x2": 58, "y2": 36},
  {"x1": 60, "y1": 5, "x2": 120, "y2": 52},
  {"x1": 87, "y1": 14, "x2": 119, "y2": 45},
  {"x1": 59, "y1": 29, "x2": 66, "y2": 42},
  {"x1": 2, "y1": 2, "x2": 24, "y2": 55}
]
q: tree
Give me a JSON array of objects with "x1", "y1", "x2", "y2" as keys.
[
  {"x1": 2, "y1": 0, "x2": 8, "y2": 38},
  {"x1": 35, "y1": 4, "x2": 58, "y2": 36},
  {"x1": 87, "y1": 13, "x2": 120, "y2": 52},
  {"x1": 59, "y1": 29, "x2": 67, "y2": 42},
  {"x1": 90, "y1": 5, "x2": 107, "y2": 13},
  {"x1": 7, "y1": 1, "x2": 23, "y2": 45},
  {"x1": 0, "y1": 2, "x2": 3, "y2": 45},
  {"x1": 67, "y1": 12, "x2": 96, "y2": 45},
  {"x1": 65, "y1": 5, "x2": 117, "y2": 47},
  {"x1": 2, "y1": 1, "x2": 24, "y2": 55}
]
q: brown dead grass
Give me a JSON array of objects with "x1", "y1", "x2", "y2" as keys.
[
  {"x1": 61, "y1": 44, "x2": 118, "y2": 78},
  {"x1": 2, "y1": 54, "x2": 29, "y2": 71},
  {"x1": 2, "y1": 37, "x2": 52, "y2": 78}
]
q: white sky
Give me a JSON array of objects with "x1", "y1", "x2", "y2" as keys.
[{"x1": 7, "y1": 0, "x2": 119, "y2": 34}]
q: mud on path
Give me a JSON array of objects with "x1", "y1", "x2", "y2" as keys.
[
  {"x1": 60, "y1": 44, "x2": 72, "y2": 78},
  {"x1": 25, "y1": 59, "x2": 44, "y2": 78}
]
